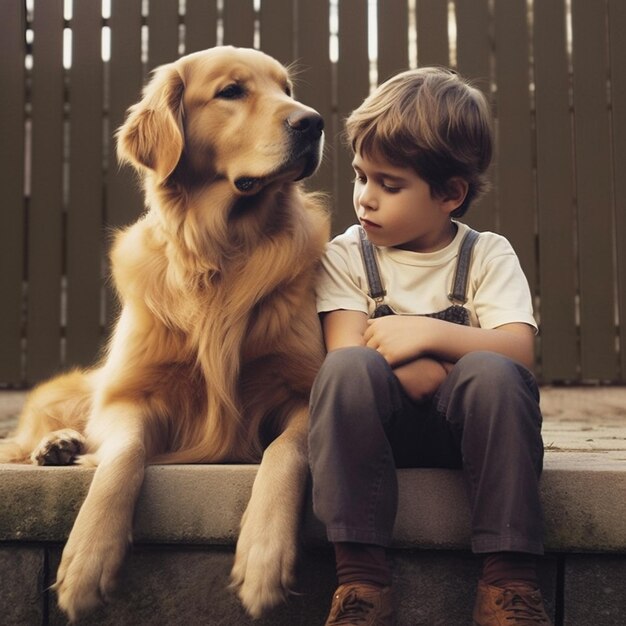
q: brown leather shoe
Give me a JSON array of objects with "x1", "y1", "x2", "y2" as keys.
[
  {"x1": 473, "y1": 580, "x2": 553, "y2": 625},
  {"x1": 324, "y1": 583, "x2": 395, "y2": 625}
]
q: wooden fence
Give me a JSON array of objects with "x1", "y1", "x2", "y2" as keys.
[{"x1": 0, "y1": 0, "x2": 625, "y2": 386}]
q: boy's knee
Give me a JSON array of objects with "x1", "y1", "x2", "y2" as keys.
[
  {"x1": 447, "y1": 352, "x2": 541, "y2": 432},
  {"x1": 318, "y1": 346, "x2": 389, "y2": 382},
  {"x1": 444, "y1": 352, "x2": 540, "y2": 422},
  {"x1": 456, "y1": 350, "x2": 510, "y2": 374},
  {"x1": 455, "y1": 351, "x2": 537, "y2": 394},
  {"x1": 310, "y1": 347, "x2": 394, "y2": 426}
]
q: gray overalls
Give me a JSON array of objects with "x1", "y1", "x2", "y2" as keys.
[{"x1": 308, "y1": 228, "x2": 545, "y2": 555}]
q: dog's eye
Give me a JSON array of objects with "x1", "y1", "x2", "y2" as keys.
[
  {"x1": 216, "y1": 84, "x2": 245, "y2": 100},
  {"x1": 284, "y1": 85, "x2": 292, "y2": 97}
]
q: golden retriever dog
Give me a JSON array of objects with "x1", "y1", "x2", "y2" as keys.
[{"x1": 0, "y1": 46, "x2": 329, "y2": 620}]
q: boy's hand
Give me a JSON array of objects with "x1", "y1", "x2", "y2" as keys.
[
  {"x1": 364, "y1": 315, "x2": 536, "y2": 371},
  {"x1": 394, "y1": 358, "x2": 452, "y2": 403},
  {"x1": 364, "y1": 315, "x2": 430, "y2": 366}
]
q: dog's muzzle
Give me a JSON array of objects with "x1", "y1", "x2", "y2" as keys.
[{"x1": 234, "y1": 110, "x2": 324, "y2": 194}]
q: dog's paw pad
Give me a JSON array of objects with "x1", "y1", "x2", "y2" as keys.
[{"x1": 31, "y1": 429, "x2": 86, "y2": 466}]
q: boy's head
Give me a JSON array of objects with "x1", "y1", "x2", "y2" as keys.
[{"x1": 345, "y1": 67, "x2": 492, "y2": 217}]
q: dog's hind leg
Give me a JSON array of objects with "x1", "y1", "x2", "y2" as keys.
[
  {"x1": 53, "y1": 400, "x2": 151, "y2": 622},
  {"x1": 230, "y1": 403, "x2": 309, "y2": 618},
  {"x1": 0, "y1": 370, "x2": 92, "y2": 464}
]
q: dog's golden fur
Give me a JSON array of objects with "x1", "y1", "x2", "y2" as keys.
[{"x1": 0, "y1": 46, "x2": 329, "y2": 620}]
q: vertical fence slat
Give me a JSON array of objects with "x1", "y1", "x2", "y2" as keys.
[
  {"x1": 609, "y1": 0, "x2": 626, "y2": 381},
  {"x1": 0, "y1": 1, "x2": 26, "y2": 384},
  {"x1": 455, "y1": 0, "x2": 496, "y2": 234},
  {"x1": 336, "y1": 0, "x2": 369, "y2": 235},
  {"x1": 571, "y1": 0, "x2": 617, "y2": 381},
  {"x1": 223, "y1": 0, "x2": 256, "y2": 48},
  {"x1": 534, "y1": 0, "x2": 579, "y2": 382},
  {"x1": 107, "y1": 0, "x2": 143, "y2": 229},
  {"x1": 416, "y1": 0, "x2": 449, "y2": 67},
  {"x1": 26, "y1": 0, "x2": 65, "y2": 383},
  {"x1": 105, "y1": 0, "x2": 143, "y2": 227},
  {"x1": 295, "y1": 1, "x2": 334, "y2": 204},
  {"x1": 65, "y1": 0, "x2": 104, "y2": 368},
  {"x1": 455, "y1": 0, "x2": 492, "y2": 86},
  {"x1": 147, "y1": 0, "x2": 179, "y2": 70},
  {"x1": 493, "y1": 1, "x2": 536, "y2": 295},
  {"x1": 260, "y1": 0, "x2": 295, "y2": 66},
  {"x1": 377, "y1": 0, "x2": 409, "y2": 82},
  {"x1": 185, "y1": 0, "x2": 217, "y2": 54},
  {"x1": 106, "y1": 0, "x2": 143, "y2": 325}
]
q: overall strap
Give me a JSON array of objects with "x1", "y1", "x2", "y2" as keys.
[
  {"x1": 358, "y1": 227, "x2": 385, "y2": 301},
  {"x1": 358, "y1": 225, "x2": 480, "y2": 305},
  {"x1": 448, "y1": 228, "x2": 480, "y2": 304}
]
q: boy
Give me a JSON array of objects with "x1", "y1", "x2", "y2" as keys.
[{"x1": 309, "y1": 67, "x2": 552, "y2": 625}]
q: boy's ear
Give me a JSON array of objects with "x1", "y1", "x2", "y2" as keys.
[{"x1": 440, "y1": 177, "x2": 469, "y2": 214}]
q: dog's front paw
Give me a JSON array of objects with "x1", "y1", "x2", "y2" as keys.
[
  {"x1": 53, "y1": 524, "x2": 130, "y2": 621},
  {"x1": 230, "y1": 511, "x2": 298, "y2": 618},
  {"x1": 31, "y1": 428, "x2": 86, "y2": 466}
]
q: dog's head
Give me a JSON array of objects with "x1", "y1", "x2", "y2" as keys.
[{"x1": 117, "y1": 46, "x2": 324, "y2": 196}]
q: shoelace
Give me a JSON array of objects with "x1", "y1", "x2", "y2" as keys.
[
  {"x1": 499, "y1": 588, "x2": 550, "y2": 623},
  {"x1": 328, "y1": 589, "x2": 375, "y2": 625}
]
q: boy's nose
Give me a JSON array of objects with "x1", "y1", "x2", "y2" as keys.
[{"x1": 357, "y1": 188, "x2": 377, "y2": 211}]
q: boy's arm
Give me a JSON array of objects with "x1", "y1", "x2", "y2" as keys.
[
  {"x1": 322, "y1": 310, "x2": 455, "y2": 403},
  {"x1": 321, "y1": 309, "x2": 368, "y2": 351},
  {"x1": 364, "y1": 316, "x2": 535, "y2": 370}
]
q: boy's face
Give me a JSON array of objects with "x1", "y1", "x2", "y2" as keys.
[{"x1": 352, "y1": 151, "x2": 457, "y2": 253}]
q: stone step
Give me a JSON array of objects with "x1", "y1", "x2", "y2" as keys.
[{"x1": 1, "y1": 453, "x2": 625, "y2": 625}]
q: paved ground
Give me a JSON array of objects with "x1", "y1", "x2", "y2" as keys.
[
  {"x1": 1, "y1": 386, "x2": 625, "y2": 459},
  {"x1": 539, "y1": 386, "x2": 626, "y2": 460}
]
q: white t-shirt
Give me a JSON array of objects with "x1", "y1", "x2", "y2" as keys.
[{"x1": 316, "y1": 221, "x2": 537, "y2": 331}]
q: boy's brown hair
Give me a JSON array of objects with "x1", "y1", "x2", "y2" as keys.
[{"x1": 345, "y1": 67, "x2": 493, "y2": 217}]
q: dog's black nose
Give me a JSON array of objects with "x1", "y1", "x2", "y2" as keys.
[{"x1": 287, "y1": 110, "x2": 324, "y2": 139}]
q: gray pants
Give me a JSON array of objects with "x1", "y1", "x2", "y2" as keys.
[{"x1": 308, "y1": 347, "x2": 545, "y2": 555}]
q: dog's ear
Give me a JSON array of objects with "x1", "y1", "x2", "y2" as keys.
[{"x1": 117, "y1": 64, "x2": 184, "y2": 182}]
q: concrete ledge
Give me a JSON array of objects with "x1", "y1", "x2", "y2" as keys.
[
  {"x1": 1, "y1": 453, "x2": 624, "y2": 552},
  {"x1": 1, "y1": 455, "x2": 625, "y2": 625}
]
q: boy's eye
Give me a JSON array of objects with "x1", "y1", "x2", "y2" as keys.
[{"x1": 382, "y1": 182, "x2": 401, "y2": 193}]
